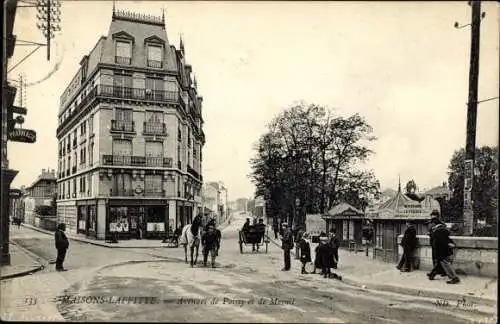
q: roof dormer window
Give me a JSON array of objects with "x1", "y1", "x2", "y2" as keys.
[
  {"x1": 115, "y1": 41, "x2": 131, "y2": 65},
  {"x1": 147, "y1": 45, "x2": 163, "y2": 69}
]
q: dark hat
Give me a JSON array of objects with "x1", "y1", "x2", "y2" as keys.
[{"x1": 430, "y1": 210, "x2": 440, "y2": 217}]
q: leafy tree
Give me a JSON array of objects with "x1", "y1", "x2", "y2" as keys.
[
  {"x1": 249, "y1": 102, "x2": 380, "y2": 228},
  {"x1": 447, "y1": 146, "x2": 498, "y2": 227}
]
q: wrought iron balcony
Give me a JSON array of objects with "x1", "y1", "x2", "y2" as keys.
[
  {"x1": 147, "y1": 59, "x2": 163, "y2": 69},
  {"x1": 98, "y1": 85, "x2": 178, "y2": 102},
  {"x1": 143, "y1": 122, "x2": 167, "y2": 135},
  {"x1": 115, "y1": 56, "x2": 131, "y2": 65},
  {"x1": 102, "y1": 155, "x2": 174, "y2": 168},
  {"x1": 111, "y1": 120, "x2": 135, "y2": 133}
]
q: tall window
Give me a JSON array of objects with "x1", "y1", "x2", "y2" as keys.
[
  {"x1": 115, "y1": 108, "x2": 133, "y2": 121},
  {"x1": 87, "y1": 174, "x2": 92, "y2": 196},
  {"x1": 72, "y1": 179, "x2": 77, "y2": 196},
  {"x1": 145, "y1": 111, "x2": 163, "y2": 123},
  {"x1": 88, "y1": 142, "x2": 94, "y2": 166},
  {"x1": 113, "y1": 173, "x2": 132, "y2": 196},
  {"x1": 145, "y1": 78, "x2": 164, "y2": 100},
  {"x1": 88, "y1": 114, "x2": 94, "y2": 135},
  {"x1": 148, "y1": 45, "x2": 162, "y2": 61},
  {"x1": 145, "y1": 141, "x2": 163, "y2": 167},
  {"x1": 145, "y1": 175, "x2": 162, "y2": 193},
  {"x1": 113, "y1": 74, "x2": 133, "y2": 97},
  {"x1": 80, "y1": 148, "x2": 86, "y2": 165},
  {"x1": 112, "y1": 139, "x2": 132, "y2": 156},
  {"x1": 115, "y1": 41, "x2": 131, "y2": 64}
]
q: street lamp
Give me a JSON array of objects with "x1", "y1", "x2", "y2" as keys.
[{"x1": 36, "y1": 0, "x2": 61, "y2": 61}]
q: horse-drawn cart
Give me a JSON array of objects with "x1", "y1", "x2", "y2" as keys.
[{"x1": 239, "y1": 228, "x2": 269, "y2": 253}]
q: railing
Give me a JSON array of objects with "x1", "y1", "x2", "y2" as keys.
[
  {"x1": 143, "y1": 122, "x2": 166, "y2": 135},
  {"x1": 115, "y1": 56, "x2": 131, "y2": 65},
  {"x1": 110, "y1": 188, "x2": 135, "y2": 197},
  {"x1": 57, "y1": 84, "x2": 182, "y2": 134},
  {"x1": 147, "y1": 59, "x2": 163, "y2": 69},
  {"x1": 99, "y1": 85, "x2": 178, "y2": 102},
  {"x1": 102, "y1": 155, "x2": 174, "y2": 167},
  {"x1": 111, "y1": 120, "x2": 135, "y2": 132}
]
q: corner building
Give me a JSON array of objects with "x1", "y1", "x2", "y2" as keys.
[{"x1": 56, "y1": 10, "x2": 205, "y2": 240}]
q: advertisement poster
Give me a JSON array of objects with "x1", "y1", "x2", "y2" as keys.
[{"x1": 147, "y1": 223, "x2": 165, "y2": 232}]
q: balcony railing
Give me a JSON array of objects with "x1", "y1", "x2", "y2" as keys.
[
  {"x1": 144, "y1": 189, "x2": 165, "y2": 197},
  {"x1": 110, "y1": 188, "x2": 135, "y2": 197},
  {"x1": 115, "y1": 56, "x2": 131, "y2": 65},
  {"x1": 147, "y1": 59, "x2": 163, "y2": 69},
  {"x1": 102, "y1": 155, "x2": 174, "y2": 167},
  {"x1": 99, "y1": 85, "x2": 178, "y2": 102},
  {"x1": 111, "y1": 120, "x2": 135, "y2": 133},
  {"x1": 143, "y1": 122, "x2": 167, "y2": 135}
]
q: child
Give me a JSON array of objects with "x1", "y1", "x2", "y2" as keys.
[{"x1": 299, "y1": 233, "x2": 312, "y2": 274}]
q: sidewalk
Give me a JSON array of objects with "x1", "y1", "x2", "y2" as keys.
[
  {"x1": 21, "y1": 214, "x2": 234, "y2": 249},
  {"x1": 266, "y1": 226, "x2": 497, "y2": 306},
  {"x1": 0, "y1": 243, "x2": 44, "y2": 280}
]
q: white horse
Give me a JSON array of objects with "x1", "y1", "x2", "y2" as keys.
[{"x1": 179, "y1": 214, "x2": 203, "y2": 267}]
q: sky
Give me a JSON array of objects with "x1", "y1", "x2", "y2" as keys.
[{"x1": 7, "y1": 1, "x2": 499, "y2": 201}]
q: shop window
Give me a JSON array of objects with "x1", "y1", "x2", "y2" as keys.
[
  {"x1": 109, "y1": 207, "x2": 129, "y2": 233},
  {"x1": 145, "y1": 206, "x2": 165, "y2": 232},
  {"x1": 88, "y1": 205, "x2": 97, "y2": 232}
]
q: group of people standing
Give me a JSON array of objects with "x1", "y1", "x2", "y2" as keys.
[
  {"x1": 279, "y1": 223, "x2": 343, "y2": 280},
  {"x1": 397, "y1": 210, "x2": 460, "y2": 284}
]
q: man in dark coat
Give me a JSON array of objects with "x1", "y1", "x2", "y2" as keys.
[
  {"x1": 54, "y1": 223, "x2": 69, "y2": 271},
  {"x1": 298, "y1": 233, "x2": 312, "y2": 274},
  {"x1": 427, "y1": 216, "x2": 460, "y2": 284},
  {"x1": 280, "y1": 222, "x2": 294, "y2": 271},
  {"x1": 328, "y1": 228, "x2": 340, "y2": 269},
  {"x1": 242, "y1": 218, "x2": 251, "y2": 232},
  {"x1": 201, "y1": 224, "x2": 219, "y2": 268},
  {"x1": 254, "y1": 219, "x2": 266, "y2": 252},
  {"x1": 273, "y1": 221, "x2": 279, "y2": 239},
  {"x1": 397, "y1": 220, "x2": 418, "y2": 272},
  {"x1": 317, "y1": 235, "x2": 342, "y2": 280},
  {"x1": 427, "y1": 211, "x2": 447, "y2": 277}
]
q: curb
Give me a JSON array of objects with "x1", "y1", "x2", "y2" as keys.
[
  {"x1": 0, "y1": 243, "x2": 45, "y2": 281},
  {"x1": 21, "y1": 224, "x2": 177, "y2": 249},
  {"x1": 266, "y1": 232, "x2": 496, "y2": 306}
]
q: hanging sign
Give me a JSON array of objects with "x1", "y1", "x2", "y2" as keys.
[{"x1": 8, "y1": 128, "x2": 36, "y2": 143}]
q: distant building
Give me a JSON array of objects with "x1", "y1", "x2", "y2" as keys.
[
  {"x1": 23, "y1": 169, "x2": 57, "y2": 225},
  {"x1": 235, "y1": 198, "x2": 249, "y2": 212},
  {"x1": 324, "y1": 203, "x2": 365, "y2": 247},
  {"x1": 55, "y1": 9, "x2": 205, "y2": 240},
  {"x1": 203, "y1": 181, "x2": 228, "y2": 225}
]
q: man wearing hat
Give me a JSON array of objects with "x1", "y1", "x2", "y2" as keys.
[
  {"x1": 426, "y1": 210, "x2": 460, "y2": 284},
  {"x1": 396, "y1": 220, "x2": 417, "y2": 272},
  {"x1": 280, "y1": 222, "x2": 294, "y2": 271},
  {"x1": 427, "y1": 210, "x2": 446, "y2": 277}
]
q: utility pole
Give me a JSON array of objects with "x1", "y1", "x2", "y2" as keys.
[{"x1": 463, "y1": 0, "x2": 482, "y2": 235}]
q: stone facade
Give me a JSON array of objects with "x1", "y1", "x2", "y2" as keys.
[
  {"x1": 398, "y1": 234, "x2": 498, "y2": 278},
  {"x1": 55, "y1": 10, "x2": 205, "y2": 240}
]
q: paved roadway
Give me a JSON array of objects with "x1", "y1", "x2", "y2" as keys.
[{"x1": 2, "y1": 215, "x2": 496, "y2": 323}]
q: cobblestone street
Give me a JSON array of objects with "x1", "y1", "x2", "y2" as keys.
[{"x1": 1, "y1": 213, "x2": 496, "y2": 323}]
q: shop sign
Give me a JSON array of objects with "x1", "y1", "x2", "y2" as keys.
[
  {"x1": 8, "y1": 128, "x2": 36, "y2": 143},
  {"x1": 464, "y1": 159, "x2": 473, "y2": 191}
]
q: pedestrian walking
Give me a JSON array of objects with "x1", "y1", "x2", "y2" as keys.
[
  {"x1": 280, "y1": 222, "x2": 294, "y2": 271},
  {"x1": 426, "y1": 215, "x2": 460, "y2": 284},
  {"x1": 54, "y1": 223, "x2": 69, "y2": 271},
  {"x1": 298, "y1": 232, "x2": 312, "y2": 274},
  {"x1": 396, "y1": 220, "x2": 418, "y2": 272},
  {"x1": 201, "y1": 223, "x2": 219, "y2": 268},
  {"x1": 328, "y1": 228, "x2": 340, "y2": 269},
  {"x1": 273, "y1": 221, "x2": 279, "y2": 239},
  {"x1": 427, "y1": 210, "x2": 447, "y2": 277}
]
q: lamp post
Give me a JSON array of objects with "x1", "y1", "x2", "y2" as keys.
[{"x1": 36, "y1": 0, "x2": 61, "y2": 61}]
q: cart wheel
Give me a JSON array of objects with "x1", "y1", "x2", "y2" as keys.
[{"x1": 239, "y1": 242, "x2": 243, "y2": 254}]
